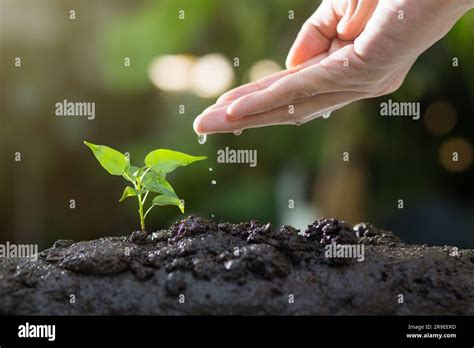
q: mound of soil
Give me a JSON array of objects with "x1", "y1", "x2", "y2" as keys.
[{"x1": 1, "y1": 216, "x2": 473, "y2": 315}]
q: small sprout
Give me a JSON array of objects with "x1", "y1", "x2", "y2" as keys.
[{"x1": 84, "y1": 141, "x2": 206, "y2": 232}]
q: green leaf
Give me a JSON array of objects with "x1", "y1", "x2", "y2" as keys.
[
  {"x1": 151, "y1": 195, "x2": 185, "y2": 213},
  {"x1": 144, "y1": 149, "x2": 206, "y2": 176},
  {"x1": 84, "y1": 141, "x2": 130, "y2": 176},
  {"x1": 123, "y1": 166, "x2": 139, "y2": 182},
  {"x1": 141, "y1": 170, "x2": 177, "y2": 197},
  {"x1": 119, "y1": 186, "x2": 147, "y2": 202}
]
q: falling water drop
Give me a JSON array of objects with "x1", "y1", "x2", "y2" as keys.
[
  {"x1": 211, "y1": 214, "x2": 215, "y2": 218},
  {"x1": 209, "y1": 167, "x2": 213, "y2": 172},
  {"x1": 322, "y1": 111, "x2": 332, "y2": 119},
  {"x1": 211, "y1": 180, "x2": 217, "y2": 185},
  {"x1": 233, "y1": 129, "x2": 243, "y2": 136},
  {"x1": 198, "y1": 134, "x2": 207, "y2": 144}
]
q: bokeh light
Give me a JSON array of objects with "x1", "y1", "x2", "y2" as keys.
[
  {"x1": 248, "y1": 59, "x2": 282, "y2": 82},
  {"x1": 148, "y1": 55, "x2": 195, "y2": 92},
  {"x1": 439, "y1": 137, "x2": 473, "y2": 172},
  {"x1": 191, "y1": 54, "x2": 234, "y2": 98},
  {"x1": 424, "y1": 101, "x2": 457, "y2": 136}
]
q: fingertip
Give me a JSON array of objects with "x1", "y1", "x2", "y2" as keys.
[
  {"x1": 336, "y1": 0, "x2": 379, "y2": 41},
  {"x1": 226, "y1": 100, "x2": 239, "y2": 118},
  {"x1": 285, "y1": 55, "x2": 296, "y2": 70},
  {"x1": 215, "y1": 94, "x2": 228, "y2": 104},
  {"x1": 226, "y1": 99, "x2": 247, "y2": 121},
  {"x1": 203, "y1": 101, "x2": 227, "y2": 114},
  {"x1": 285, "y1": 45, "x2": 296, "y2": 69},
  {"x1": 285, "y1": 43, "x2": 305, "y2": 69},
  {"x1": 336, "y1": 17, "x2": 355, "y2": 41},
  {"x1": 225, "y1": 113, "x2": 239, "y2": 122},
  {"x1": 217, "y1": 87, "x2": 244, "y2": 104},
  {"x1": 193, "y1": 106, "x2": 238, "y2": 134},
  {"x1": 217, "y1": 88, "x2": 246, "y2": 104},
  {"x1": 193, "y1": 115, "x2": 206, "y2": 135}
]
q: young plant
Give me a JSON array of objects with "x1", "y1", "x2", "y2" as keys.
[{"x1": 84, "y1": 141, "x2": 206, "y2": 232}]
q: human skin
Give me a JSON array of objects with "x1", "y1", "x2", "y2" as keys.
[{"x1": 193, "y1": 0, "x2": 474, "y2": 134}]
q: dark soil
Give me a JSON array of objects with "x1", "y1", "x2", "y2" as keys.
[{"x1": 1, "y1": 216, "x2": 473, "y2": 315}]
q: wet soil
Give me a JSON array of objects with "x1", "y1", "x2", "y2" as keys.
[{"x1": 1, "y1": 216, "x2": 473, "y2": 315}]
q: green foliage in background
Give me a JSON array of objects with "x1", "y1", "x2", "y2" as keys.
[{"x1": 101, "y1": 0, "x2": 218, "y2": 91}]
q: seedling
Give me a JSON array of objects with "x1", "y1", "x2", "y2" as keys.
[{"x1": 84, "y1": 141, "x2": 206, "y2": 232}]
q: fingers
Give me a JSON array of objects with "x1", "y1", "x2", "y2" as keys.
[
  {"x1": 193, "y1": 91, "x2": 366, "y2": 134},
  {"x1": 337, "y1": 0, "x2": 379, "y2": 41},
  {"x1": 225, "y1": 73, "x2": 310, "y2": 120},
  {"x1": 286, "y1": 0, "x2": 339, "y2": 69},
  {"x1": 234, "y1": 91, "x2": 365, "y2": 130},
  {"x1": 194, "y1": 105, "x2": 235, "y2": 134},
  {"x1": 215, "y1": 69, "x2": 290, "y2": 104},
  {"x1": 202, "y1": 100, "x2": 232, "y2": 114},
  {"x1": 215, "y1": 53, "x2": 328, "y2": 106},
  {"x1": 201, "y1": 44, "x2": 366, "y2": 129},
  {"x1": 226, "y1": 62, "x2": 339, "y2": 121},
  {"x1": 336, "y1": 0, "x2": 358, "y2": 37},
  {"x1": 286, "y1": 0, "x2": 378, "y2": 68}
]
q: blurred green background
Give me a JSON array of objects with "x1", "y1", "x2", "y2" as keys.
[{"x1": 1, "y1": 0, "x2": 473, "y2": 249}]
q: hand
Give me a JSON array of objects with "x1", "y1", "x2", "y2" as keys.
[{"x1": 194, "y1": 0, "x2": 473, "y2": 134}]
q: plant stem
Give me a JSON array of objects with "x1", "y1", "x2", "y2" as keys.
[
  {"x1": 139, "y1": 166, "x2": 152, "y2": 182},
  {"x1": 142, "y1": 191, "x2": 149, "y2": 205},
  {"x1": 134, "y1": 175, "x2": 146, "y2": 232},
  {"x1": 138, "y1": 194, "x2": 146, "y2": 232},
  {"x1": 144, "y1": 205, "x2": 154, "y2": 219}
]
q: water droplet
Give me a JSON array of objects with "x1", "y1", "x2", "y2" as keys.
[
  {"x1": 294, "y1": 119, "x2": 302, "y2": 126},
  {"x1": 209, "y1": 167, "x2": 213, "y2": 171},
  {"x1": 322, "y1": 111, "x2": 332, "y2": 119},
  {"x1": 211, "y1": 180, "x2": 217, "y2": 185},
  {"x1": 198, "y1": 134, "x2": 207, "y2": 144},
  {"x1": 211, "y1": 214, "x2": 215, "y2": 218},
  {"x1": 233, "y1": 129, "x2": 243, "y2": 136}
]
